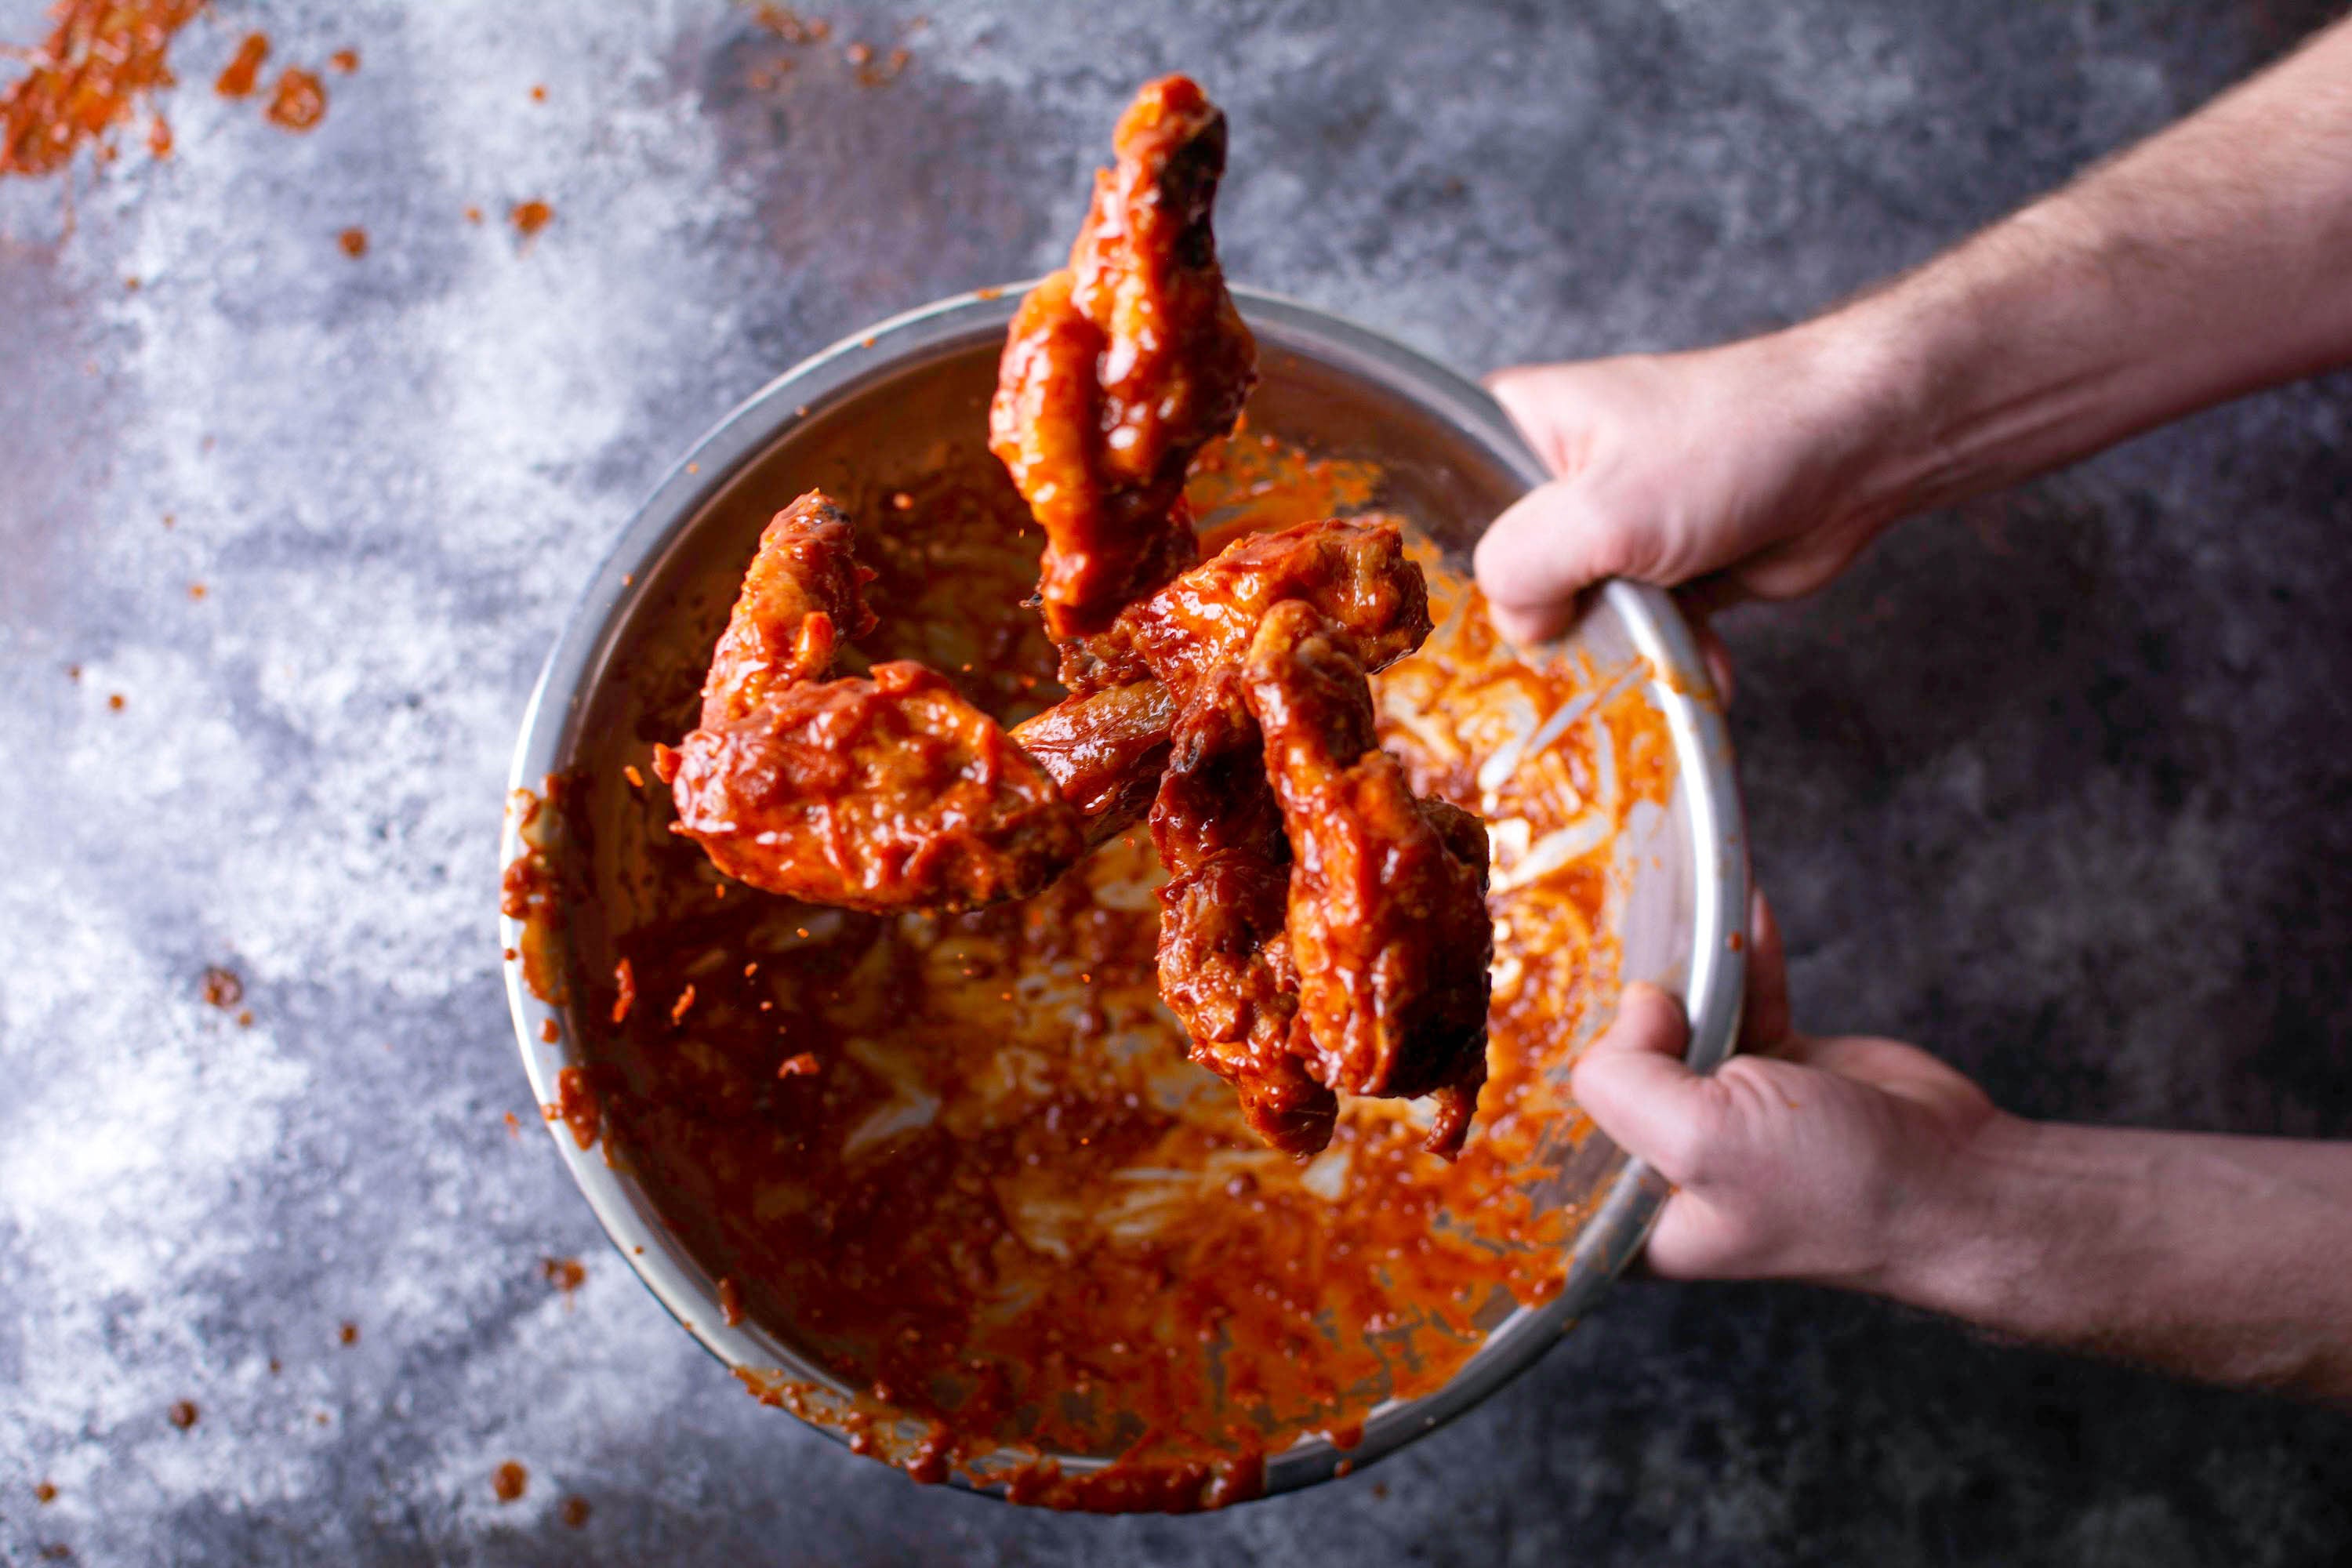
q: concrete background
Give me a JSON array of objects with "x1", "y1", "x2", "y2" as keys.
[{"x1": 5, "y1": 1, "x2": 2350, "y2": 1563}]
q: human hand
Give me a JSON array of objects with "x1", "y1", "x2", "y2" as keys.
[
  {"x1": 1475, "y1": 328, "x2": 1904, "y2": 648},
  {"x1": 1572, "y1": 893, "x2": 2005, "y2": 1290}
]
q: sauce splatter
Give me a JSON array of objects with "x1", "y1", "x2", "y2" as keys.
[
  {"x1": 542, "y1": 1256, "x2": 586, "y2": 1295},
  {"x1": 34, "y1": 1480, "x2": 57, "y2": 1504},
  {"x1": 718, "y1": 1275, "x2": 746, "y2": 1327},
  {"x1": 500, "y1": 782, "x2": 568, "y2": 1005},
  {"x1": 610, "y1": 958, "x2": 636, "y2": 1023},
  {"x1": 166, "y1": 1399, "x2": 198, "y2": 1429},
  {"x1": 560, "y1": 1494, "x2": 592, "y2": 1528},
  {"x1": 509, "y1": 408, "x2": 1675, "y2": 1508},
  {"x1": 848, "y1": 42, "x2": 911, "y2": 87},
  {"x1": 491, "y1": 1461, "x2": 528, "y2": 1503},
  {"x1": 748, "y1": 4, "x2": 831, "y2": 44},
  {"x1": 554, "y1": 1065, "x2": 600, "y2": 1152},
  {"x1": 510, "y1": 198, "x2": 551, "y2": 238},
  {"x1": 337, "y1": 227, "x2": 366, "y2": 257},
  {"x1": 199, "y1": 966, "x2": 243, "y2": 1009},
  {"x1": 214, "y1": 32, "x2": 269, "y2": 98},
  {"x1": 328, "y1": 49, "x2": 358, "y2": 74},
  {"x1": 263, "y1": 67, "x2": 325, "y2": 131},
  {"x1": 338, "y1": 1321, "x2": 358, "y2": 1345},
  {"x1": 0, "y1": 0, "x2": 202, "y2": 178},
  {"x1": 106, "y1": 693, "x2": 124, "y2": 710}
]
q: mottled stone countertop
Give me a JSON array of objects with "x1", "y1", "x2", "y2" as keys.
[{"x1": 5, "y1": 2, "x2": 2349, "y2": 1563}]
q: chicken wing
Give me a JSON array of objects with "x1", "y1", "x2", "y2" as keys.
[
  {"x1": 989, "y1": 74, "x2": 1257, "y2": 659},
  {"x1": 1117, "y1": 517, "x2": 1433, "y2": 695},
  {"x1": 1007, "y1": 517, "x2": 1435, "y2": 844},
  {"x1": 1241, "y1": 600, "x2": 1493, "y2": 1157},
  {"x1": 1003, "y1": 675, "x2": 1175, "y2": 846},
  {"x1": 659, "y1": 492, "x2": 1085, "y2": 914},
  {"x1": 695, "y1": 492, "x2": 878, "y2": 727},
  {"x1": 1149, "y1": 670, "x2": 1338, "y2": 1156}
]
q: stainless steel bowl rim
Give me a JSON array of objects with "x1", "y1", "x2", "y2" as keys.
[{"x1": 499, "y1": 283, "x2": 1748, "y2": 1499}]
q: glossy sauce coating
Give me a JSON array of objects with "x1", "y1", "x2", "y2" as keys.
[
  {"x1": 989, "y1": 75, "x2": 1256, "y2": 650},
  {"x1": 659, "y1": 492, "x2": 1085, "y2": 913},
  {"x1": 1005, "y1": 517, "x2": 1433, "y2": 848},
  {"x1": 1148, "y1": 666, "x2": 1336, "y2": 1154},
  {"x1": 1242, "y1": 601, "x2": 1493, "y2": 1155},
  {"x1": 507, "y1": 426, "x2": 1675, "y2": 1509}
]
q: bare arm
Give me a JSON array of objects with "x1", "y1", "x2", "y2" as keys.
[
  {"x1": 1483, "y1": 16, "x2": 2352, "y2": 1399},
  {"x1": 1922, "y1": 1120, "x2": 2352, "y2": 1396},
  {"x1": 1839, "y1": 14, "x2": 2352, "y2": 532},
  {"x1": 1583, "y1": 900, "x2": 2352, "y2": 1405},
  {"x1": 1475, "y1": 14, "x2": 2352, "y2": 640}
]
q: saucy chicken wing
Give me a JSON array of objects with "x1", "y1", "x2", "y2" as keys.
[
  {"x1": 1242, "y1": 601, "x2": 1494, "y2": 1157},
  {"x1": 1118, "y1": 517, "x2": 1433, "y2": 695},
  {"x1": 1008, "y1": 518, "x2": 1435, "y2": 844},
  {"x1": 659, "y1": 492, "x2": 1085, "y2": 914},
  {"x1": 989, "y1": 74, "x2": 1258, "y2": 659},
  {"x1": 1149, "y1": 670, "x2": 1338, "y2": 1156}
]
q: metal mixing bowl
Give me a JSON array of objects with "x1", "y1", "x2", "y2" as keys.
[{"x1": 499, "y1": 285, "x2": 1746, "y2": 1501}]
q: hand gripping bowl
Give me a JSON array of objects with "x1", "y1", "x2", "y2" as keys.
[{"x1": 499, "y1": 286, "x2": 1746, "y2": 1507}]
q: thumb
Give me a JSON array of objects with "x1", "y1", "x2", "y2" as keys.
[
  {"x1": 1571, "y1": 982, "x2": 1717, "y2": 1181},
  {"x1": 1473, "y1": 477, "x2": 1638, "y2": 644}
]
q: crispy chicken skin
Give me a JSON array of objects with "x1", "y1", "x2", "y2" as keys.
[
  {"x1": 1149, "y1": 670, "x2": 1338, "y2": 1156},
  {"x1": 1242, "y1": 601, "x2": 1493, "y2": 1157},
  {"x1": 1008, "y1": 518, "x2": 1435, "y2": 844},
  {"x1": 659, "y1": 492, "x2": 1084, "y2": 914},
  {"x1": 989, "y1": 74, "x2": 1258, "y2": 654}
]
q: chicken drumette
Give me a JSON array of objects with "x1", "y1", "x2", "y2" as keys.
[
  {"x1": 989, "y1": 73, "x2": 1258, "y2": 671},
  {"x1": 656, "y1": 492, "x2": 1083, "y2": 914},
  {"x1": 1008, "y1": 517, "x2": 1432, "y2": 844}
]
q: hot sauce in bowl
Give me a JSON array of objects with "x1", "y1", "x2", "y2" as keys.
[{"x1": 499, "y1": 291, "x2": 1740, "y2": 1510}]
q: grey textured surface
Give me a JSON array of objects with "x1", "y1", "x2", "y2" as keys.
[{"x1": 4, "y1": 1, "x2": 2350, "y2": 1563}]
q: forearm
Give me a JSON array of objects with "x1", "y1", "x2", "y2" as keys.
[
  {"x1": 1809, "y1": 16, "x2": 2352, "y2": 529},
  {"x1": 1886, "y1": 1117, "x2": 2352, "y2": 1403}
]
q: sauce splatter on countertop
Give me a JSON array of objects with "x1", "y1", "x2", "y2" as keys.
[{"x1": 0, "y1": 0, "x2": 204, "y2": 178}]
